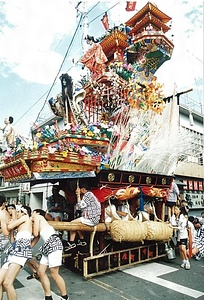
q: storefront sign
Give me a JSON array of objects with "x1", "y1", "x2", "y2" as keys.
[
  {"x1": 199, "y1": 181, "x2": 203, "y2": 191},
  {"x1": 183, "y1": 180, "x2": 187, "y2": 190},
  {"x1": 194, "y1": 181, "x2": 198, "y2": 190},
  {"x1": 188, "y1": 181, "x2": 193, "y2": 190},
  {"x1": 183, "y1": 191, "x2": 204, "y2": 209}
]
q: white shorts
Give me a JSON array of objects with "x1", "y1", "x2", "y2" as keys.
[
  {"x1": 2, "y1": 255, "x2": 27, "y2": 269},
  {"x1": 40, "y1": 250, "x2": 62, "y2": 268},
  {"x1": 48, "y1": 212, "x2": 63, "y2": 221},
  {"x1": 80, "y1": 217, "x2": 95, "y2": 226}
]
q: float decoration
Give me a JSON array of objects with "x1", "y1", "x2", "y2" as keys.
[{"x1": 0, "y1": 2, "x2": 178, "y2": 181}]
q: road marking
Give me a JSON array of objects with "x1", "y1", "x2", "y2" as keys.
[
  {"x1": 122, "y1": 262, "x2": 204, "y2": 299},
  {"x1": 92, "y1": 279, "x2": 139, "y2": 300}
]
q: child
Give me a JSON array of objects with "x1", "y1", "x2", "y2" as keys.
[{"x1": 174, "y1": 206, "x2": 191, "y2": 270}]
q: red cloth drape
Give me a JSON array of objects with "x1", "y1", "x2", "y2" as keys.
[{"x1": 80, "y1": 43, "x2": 107, "y2": 79}]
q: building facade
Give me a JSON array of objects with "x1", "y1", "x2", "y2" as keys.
[{"x1": 174, "y1": 96, "x2": 203, "y2": 210}]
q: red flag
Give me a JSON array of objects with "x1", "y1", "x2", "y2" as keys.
[
  {"x1": 125, "y1": 1, "x2": 136, "y2": 11},
  {"x1": 101, "y1": 12, "x2": 109, "y2": 30}
]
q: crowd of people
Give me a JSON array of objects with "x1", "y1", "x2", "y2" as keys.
[
  {"x1": 167, "y1": 179, "x2": 204, "y2": 270},
  {"x1": 0, "y1": 172, "x2": 204, "y2": 299},
  {"x1": 0, "y1": 193, "x2": 69, "y2": 300},
  {"x1": 0, "y1": 180, "x2": 102, "y2": 300}
]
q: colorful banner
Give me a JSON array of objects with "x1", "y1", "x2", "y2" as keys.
[
  {"x1": 126, "y1": 1, "x2": 137, "y2": 11},
  {"x1": 101, "y1": 12, "x2": 109, "y2": 30}
]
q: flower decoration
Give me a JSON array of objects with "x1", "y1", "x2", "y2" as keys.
[
  {"x1": 109, "y1": 62, "x2": 134, "y2": 81},
  {"x1": 127, "y1": 77, "x2": 165, "y2": 113}
]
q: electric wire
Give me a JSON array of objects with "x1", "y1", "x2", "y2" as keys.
[
  {"x1": 11, "y1": 2, "x2": 203, "y2": 134},
  {"x1": 34, "y1": 13, "x2": 83, "y2": 125},
  {"x1": 88, "y1": 2, "x2": 120, "y2": 25},
  {"x1": 14, "y1": 90, "x2": 48, "y2": 127},
  {"x1": 14, "y1": 2, "x2": 118, "y2": 131},
  {"x1": 33, "y1": 2, "x2": 101, "y2": 125}
]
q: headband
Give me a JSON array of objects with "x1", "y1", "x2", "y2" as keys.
[{"x1": 20, "y1": 207, "x2": 28, "y2": 215}]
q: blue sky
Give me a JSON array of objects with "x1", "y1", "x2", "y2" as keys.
[{"x1": 0, "y1": 0, "x2": 203, "y2": 138}]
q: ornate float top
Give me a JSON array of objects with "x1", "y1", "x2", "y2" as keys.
[{"x1": 0, "y1": 2, "x2": 182, "y2": 183}]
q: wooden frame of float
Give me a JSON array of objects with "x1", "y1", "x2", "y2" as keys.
[{"x1": 49, "y1": 219, "x2": 171, "y2": 278}]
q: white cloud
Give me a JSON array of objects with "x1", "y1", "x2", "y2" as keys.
[
  {"x1": 0, "y1": 0, "x2": 203, "y2": 135},
  {"x1": 0, "y1": 0, "x2": 76, "y2": 83},
  {"x1": 0, "y1": 0, "x2": 202, "y2": 89}
]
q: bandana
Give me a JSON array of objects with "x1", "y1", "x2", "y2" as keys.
[{"x1": 20, "y1": 207, "x2": 28, "y2": 215}]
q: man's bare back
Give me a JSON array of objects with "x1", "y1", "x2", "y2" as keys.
[
  {"x1": 0, "y1": 209, "x2": 10, "y2": 236},
  {"x1": 32, "y1": 214, "x2": 49, "y2": 237}
]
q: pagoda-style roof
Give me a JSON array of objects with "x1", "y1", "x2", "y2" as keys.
[
  {"x1": 100, "y1": 29, "x2": 129, "y2": 59},
  {"x1": 128, "y1": 13, "x2": 170, "y2": 35},
  {"x1": 126, "y1": 2, "x2": 172, "y2": 27}
]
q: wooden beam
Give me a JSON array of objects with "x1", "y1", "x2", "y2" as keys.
[{"x1": 48, "y1": 221, "x2": 109, "y2": 232}]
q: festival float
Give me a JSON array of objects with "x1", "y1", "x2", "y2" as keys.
[{"x1": 0, "y1": 2, "x2": 179, "y2": 278}]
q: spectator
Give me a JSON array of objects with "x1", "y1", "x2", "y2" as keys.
[
  {"x1": 173, "y1": 206, "x2": 191, "y2": 270},
  {"x1": 31, "y1": 209, "x2": 68, "y2": 300},
  {"x1": 191, "y1": 217, "x2": 204, "y2": 260},
  {"x1": 169, "y1": 203, "x2": 181, "y2": 246},
  {"x1": 199, "y1": 211, "x2": 204, "y2": 226},
  {"x1": 15, "y1": 200, "x2": 22, "y2": 212},
  {"x1": 45, "y1": 185, "x2": 66, "y2": 221},
  {"x1": 180, "y1": 200, "x2": 189, "y2": 216},
  {"x1": 65, "y1": 182, "x2": 101, "y2": 252},
  {"x1": 186, "y1": 215, "x2": 194, "y2": 258},
  {"x1": 166, "y1": 176, "x2": 180, "y2": 221}
]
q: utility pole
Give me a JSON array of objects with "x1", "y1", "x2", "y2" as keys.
[
  {"x1": 81, "y1": 1, "x2": 89, "y2": 54},
  {"x1": 164, "y1": 88, "x2": 193, "y2": 105}
]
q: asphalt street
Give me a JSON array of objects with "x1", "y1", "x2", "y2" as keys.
[{"x1": 1, "y1": 248, "x2": 203, "y2": 300}]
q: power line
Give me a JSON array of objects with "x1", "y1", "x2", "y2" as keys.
[
  {"x1": 14, "y1": 2, "x2": 119, "y2": 130},
  {"x1": 34, "y1": 13, "x2": 83, "y2": 125},
  {"x1": 14, "y1": 90, "x2": 48, "y2": 126},
  {"x1": 33, "y1": 2, "x2": 104, "y2": 125},
  {"x1": 88, "y1": 2, "x2": 120, "y2": 25},
  {"x1": 187, "y1": 49, "x2": 203, "y2": 64}
]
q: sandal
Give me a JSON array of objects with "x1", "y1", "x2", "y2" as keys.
[
  {"x1": 33, "y1": 272, "x2": 40, "y2": 280},
  {"x1": 26, "y1": 272, "x2": 39, "y2": 280}
]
